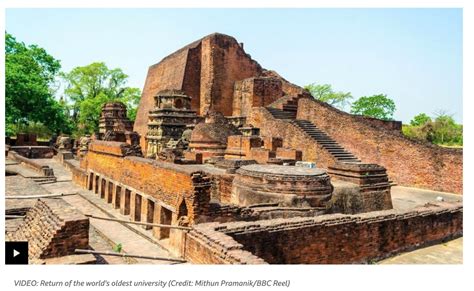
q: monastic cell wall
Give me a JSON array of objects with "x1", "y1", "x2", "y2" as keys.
[
  {"x1": 80, "y1": 141, "x2": 212, "y2": 224},
  {"x1": 232, "y1": 77, "x2": 283, "y2": 117}
]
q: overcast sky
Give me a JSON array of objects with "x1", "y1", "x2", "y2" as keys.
[{"x1": 6, "y1": 8, "x2": 463, "y2": 123}]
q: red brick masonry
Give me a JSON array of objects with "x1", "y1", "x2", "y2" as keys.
[
  {"x1": 6, "y1": 198, "x2": 89, "y2": 261},
  {"x1": 297, "y1": 98, "x2": 463, "y2": 194},
  {"x1": 184, "y1": 201, "x2": 462, "y2": 264}
]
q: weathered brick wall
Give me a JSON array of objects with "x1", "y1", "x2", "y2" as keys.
[
  {"x1": 14, "y1": 133, "x2": 38, "y2": 146},
  {"x1": 88, "y1": 141, "x2": 131, "y2": 156},
  {"x1": 276, "y1": 148, "x2": 302, "y2": 161},
  {"x1": 200, "y1": 35, "x2": 263, "y2": 116},
  {"x1": 262, "y1": 70, "x2": 307, "y2": 97},
  {"x1": 81, "y1": 141, "x2": 211, "y2": 223},
  {"x1": 67, "y1": 160, "x2": 88, "y2": 188},
  {"x1": 134, "y1": 33, "x2": 263, "y2": 148},
  {"x1": 248, "y1": 148, "x2": 275, "y2": 164},
  {"x1": 297, "y1": 98, "x2": 463, "y2": 194},
  {"x1": 8, "y1": 151, "x2": 55, "y2": 177},
  {"x1": 232, "y1": 77, "x2": 283, "y2": 117},
  {"x1": 134, "y1": 41, "x2": 191, "y2": 147},
  {"x1": 217, "y1": 174, "x2": 235, "y2": 204},
  {"x1": 184, "y1": 223, "x2": 267, "y2": 264},
  {"x1": 248, "y1": 107, "x2": 337, "y2": 167},
  {"x1": 353, "y1": 115, "x2": 402, "y2": 131},
  {"x1": 6, "y1": 198, "x2": 89, "y2": 261},
  {"x1": 182, "y1": 42, "x2": 202, "y2": 114},
  {"x1": 186, "y1": 201, "x2": 462, "y2": 264},
  {"x1": 9, "y1": 146, "x2": 54, "y2": 159}
]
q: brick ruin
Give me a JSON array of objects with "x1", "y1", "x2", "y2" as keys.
[
  {"x1": 98, "y1": 102, "x2": 134, "y2": 139},
  {"x1": 6, "y1": 199, "x2": 89, "y2": 264},
  {"x1": 5, "y1": 33, "x2": 463, "y2": 264},
  {"x1": 145, "y1": 90, "x2": 200, "y2": 158},
  {"x1": 134, "y1": 32, "x2": 462, "y2": 194},
  {"x1": 185, "y1": 201, "x2": 462, "y2": 264}
]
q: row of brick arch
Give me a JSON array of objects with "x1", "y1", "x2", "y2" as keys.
[{"x1": 87, "y1": 171, "x2": 188, "y2": 240}]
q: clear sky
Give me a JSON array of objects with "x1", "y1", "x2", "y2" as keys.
[{"x1": 6, "y1": 8, "x2": 463, "y2": 123}]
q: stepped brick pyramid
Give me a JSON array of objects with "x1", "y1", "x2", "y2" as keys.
[{"x1": 6, "y1": 198, "x2": 89, "y2": 262}]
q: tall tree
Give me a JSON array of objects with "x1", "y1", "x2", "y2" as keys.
[
  {"x1": 61, "y1": 62, "x2": 141, "y2": 134},
  {"x1": 410, "y1": 113, "x2": 431, "y2": 126},
  {"x1": 350, "y1": 94, "x2": 396, "y2": 121},
  {"x1": 5, "y1": 32, "x2": 71, "y2": 135},
  {"x1": 431, "y1": 113, "x2": 462, "y2": 145},
  {"x1": 304, "y1": 83, "x2": 353, "y2": 110}
]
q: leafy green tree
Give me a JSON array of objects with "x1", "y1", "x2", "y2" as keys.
[
  {"x1": 304, "y1": 83, "x2": 353, "y2": 110},
  {"x1": 5, "y1": 32, "x2": 72, "y2": 136},
  {"x1": 61, "y1": 62, "x2": 141, "y2": 135},
  {"x1": 350, "y1": 94, "x2": 396, "y2": 120},
  {"x1": 403, "y1": 112, "x2": 462, "y2": 146},
  {"x1": 431, "y1": 113, "x2": 462, "y2": 145},
  {"x1": 410, "y1": 113, "x2": 431, "y2": 126}
]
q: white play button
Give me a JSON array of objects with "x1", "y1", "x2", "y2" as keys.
[{"x1": 6, "y1": 241, "x2": 28, "y2": 264}]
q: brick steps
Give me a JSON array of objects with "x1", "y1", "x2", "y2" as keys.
[
  {"x1": 266, "y1": 107, "x2": 297, "y2": 119},
  {"x1": 291, "y1": 120, "x2": 361, "y2": 163},
  {"x1": 28, "y1": 176, "x2": 57, "y2": 184},
  {"x1": 265, "y1": 106, "x2": 361, "y2": 163}
]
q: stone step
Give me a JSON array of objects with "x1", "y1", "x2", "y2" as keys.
[
  {"x1": 337, "y1": 157, "x2": 360, "y2": 161},
  {"x1": 308, "y1": 133, "x2": 331, "y2": 137},
  {"x1": 329, "y1": 149, "x2": 351, "y2": 153},
  {"x1": 333, "y1": 154, "x2": 357, "y2": 158},
  {"x1": 303, "y1": 128, "x2": 324, "y2": 132},
  {"x1": 267, "y1": 108, "x2": 297, "y2": 119},
  {"x1": 327, "y1": 150, "x2": 348, "y2": 154},
  {"x1": 311, "y1": 137, "x2": 332, "y2": 141},
  {"x1": 282, "y1": 105, "x2": 297, "y2": 111}
]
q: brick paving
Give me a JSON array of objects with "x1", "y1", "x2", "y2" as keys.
[
  {"x1": 391, "y1": 186, "x2": 462, "y2": 211},
  {"x1": 10, "y1": 159, "x2": 180, "y2": 264},
  {"x1": 35, "y1": 158, "x2": 73, "y2": 181},
  {"x1": 40, "y1": 181, "x2": 177, "y2": 264},
  {"x1": 379, "y1": 237, "x2": 463, "y2": 264}
]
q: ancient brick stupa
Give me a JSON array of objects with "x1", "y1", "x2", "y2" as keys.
[
  {"x1": 98, "y1": 102, "x2": 133, "y2": 141},
  {"x1": 232, "y1": 164, "x2": 333, "y2": 208},
  {"x1": 188, "y1": 110, "x2": 241, "y2": 161}
]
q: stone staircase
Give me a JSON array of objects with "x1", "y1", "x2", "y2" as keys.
[
  {"x1": 291, "y1": 120, "x2": 361, "y2": 163},
  {"x1": 266, "y1": 107, "x2": 297, "y2": 119},
  {"x1": 265, "y1": 103, "x2": 361, "y2": 164},
  {"x1": 28, "y1": 176, "x2": 57, "y2": 184},
  {"x1": 266, "y1": 94, "x2": 299, "y2": 119}
]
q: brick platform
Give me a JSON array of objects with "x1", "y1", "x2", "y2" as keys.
[{"x1": 6, "y1": 198, "x2": 89, "y2": 261}]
